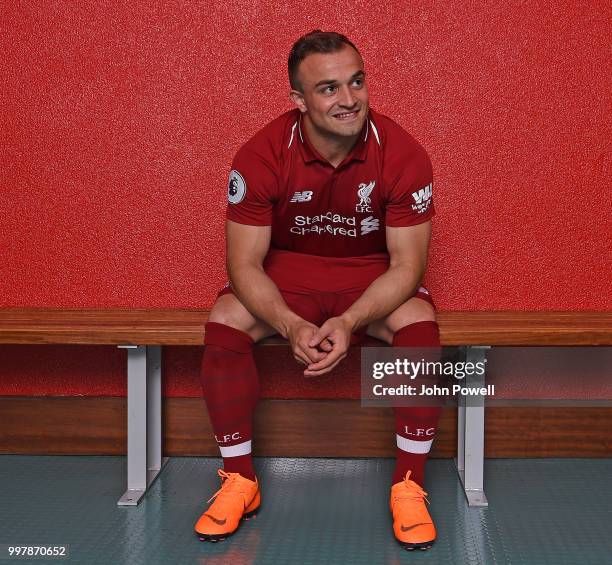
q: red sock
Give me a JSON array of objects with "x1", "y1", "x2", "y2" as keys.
[
  {"x1": 200, "y1": 322, "x2": 259, "y2": 481},
  {"x1": 391, "y1": 321, "x2": 442, "y2": 487}
]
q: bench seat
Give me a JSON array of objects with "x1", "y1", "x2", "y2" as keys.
[{"x1": 1, "y1": 309, "x2": 610, "y2": 345}]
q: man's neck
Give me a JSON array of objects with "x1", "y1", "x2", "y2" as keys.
[{"x1": 302, "y1": 115, "x2": 359, "y2": 168}]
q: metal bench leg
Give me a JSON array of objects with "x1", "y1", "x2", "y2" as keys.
[
  {"x1": 117, "y1": 345, "x2": 169, "y2": 506},
  {"x1": 454, "y1": 345, "x2": 489, "y2": 507},
  {"x1": 146, "y1": 345, "x2": 169, "y2": 487}
]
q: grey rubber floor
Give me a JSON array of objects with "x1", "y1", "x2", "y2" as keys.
[{"x1": 0, "y1": 456, "x2": 611, "y2": 565}]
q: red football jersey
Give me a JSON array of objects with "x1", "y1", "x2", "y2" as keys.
[{"x1": 226, "y1": 108, "x2": 434, "y2": 257}]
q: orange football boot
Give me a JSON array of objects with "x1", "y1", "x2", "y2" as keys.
[
  {"x1": 194, "y1": 469, "x2": 260, "y2": 542},
  {"x1": 390, "y1": 470, "x2": 436, "y2": 551}
]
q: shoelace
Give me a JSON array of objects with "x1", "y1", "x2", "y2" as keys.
[
  {"x1": 393, "y1": 471, "x2": 431, "y2": 505},
  {"x1": 206, "y1": 469, "x2": 241, "y2": 504}
]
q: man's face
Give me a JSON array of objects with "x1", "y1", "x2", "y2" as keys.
[{"x1": 291, "y1": 45, "x2": 368, "y2": 139}]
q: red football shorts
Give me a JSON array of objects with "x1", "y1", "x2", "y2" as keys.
[{"x1": 217, "y1": 249, "x2": 434, "y2": 344}]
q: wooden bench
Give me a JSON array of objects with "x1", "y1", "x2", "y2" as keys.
[{"x1": 1, "y1": 309, "x2": 610, "y2": 507}]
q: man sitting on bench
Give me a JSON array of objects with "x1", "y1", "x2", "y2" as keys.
[{"x1": 196, "y1": 30, "x2": 441, "y2": 551}]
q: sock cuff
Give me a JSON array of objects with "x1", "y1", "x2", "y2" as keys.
[
  {"x1": 392, "y1": 320, "x2": 440, "y2": 347},
  {"x1": 219, "y1": 440, "x2": 253, "y2": 458},
  {"x1": 204, "y1": 321, "x2": 254, "y2": 353},
  {"x1": 396, "y1": 434, "x2": 434, "y2": 454}
]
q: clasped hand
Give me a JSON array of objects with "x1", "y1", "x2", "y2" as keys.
[{"x1": 286, "y1": 317, "x2": 353, "y2": 377}]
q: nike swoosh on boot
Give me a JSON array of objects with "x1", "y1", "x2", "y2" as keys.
[
  {"x1": 203, "y1": 514, "x2": 227, "y2": 526},
  {"x1": 401, "y1": 522, "x2": 429, "y2": 532}
]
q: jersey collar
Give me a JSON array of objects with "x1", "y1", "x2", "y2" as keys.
[{"x1": 297, "y1": 111, "x2": 371, "y2": 166}]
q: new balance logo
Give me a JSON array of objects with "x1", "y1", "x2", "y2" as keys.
[
  {"x1": 360, "y1": 216, "x2": 379, "y2": 235},
  {"x1": 290, "y1": 191, "x2": 313, "y2": 203}
]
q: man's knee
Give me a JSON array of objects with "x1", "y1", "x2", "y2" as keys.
[
  {"x1": 208, "y1": 307, "x2": 244, "y2": 332},
  {"x1": 207, "y1": 293, "x2": 275, "y2": 342},
  {"x1": 208, "y1": 294, "x2": 253, "y2": 332},
  {"x1": 366, "y1": 297, "x2": 436, "y2": 344},
  {"x1": 391, "y1": 302, "x2": 440, "y2": 352},
  {"x1": 387, "y1": 297, "x2": 436, "y2": 334}
]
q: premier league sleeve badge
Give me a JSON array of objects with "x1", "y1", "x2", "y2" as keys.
[{"x1": 227, "y1": 170, "x2": 247, "y2": 204}]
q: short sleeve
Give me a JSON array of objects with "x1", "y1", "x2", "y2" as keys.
[
  {"x1": 385, "y1": 143, "x2": 435, "y2": 227},
  {"x1": 226, "y1": 146, "x2": 278, "y2": 226}
]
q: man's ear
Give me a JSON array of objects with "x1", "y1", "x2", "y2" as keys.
[{"x1": 289, "y1": 89, "x2": 307, "y2": 113}]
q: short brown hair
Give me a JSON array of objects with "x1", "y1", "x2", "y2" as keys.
[{"x1": 288, "y1": 30, "x2": 361, "y2": 90}]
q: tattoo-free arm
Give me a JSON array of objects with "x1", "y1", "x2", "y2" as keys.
[
  {"x1": 226, "y1": 220, "x2": 302, "y2": 338},
  {"x1": 340, "y1": 221, "x2": 432, "y2": 332}
]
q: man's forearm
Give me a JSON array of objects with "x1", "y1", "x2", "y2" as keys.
[
  {"x1": 228, "y1": 264, "x2": 303, "y2": 338},
  {"x1": 340, "y1": 263, "x2": 424, "y2": 332}
]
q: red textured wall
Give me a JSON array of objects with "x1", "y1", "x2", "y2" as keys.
[{"x1": 1, "y1": 2, "x2": 610, "y2": 397}]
